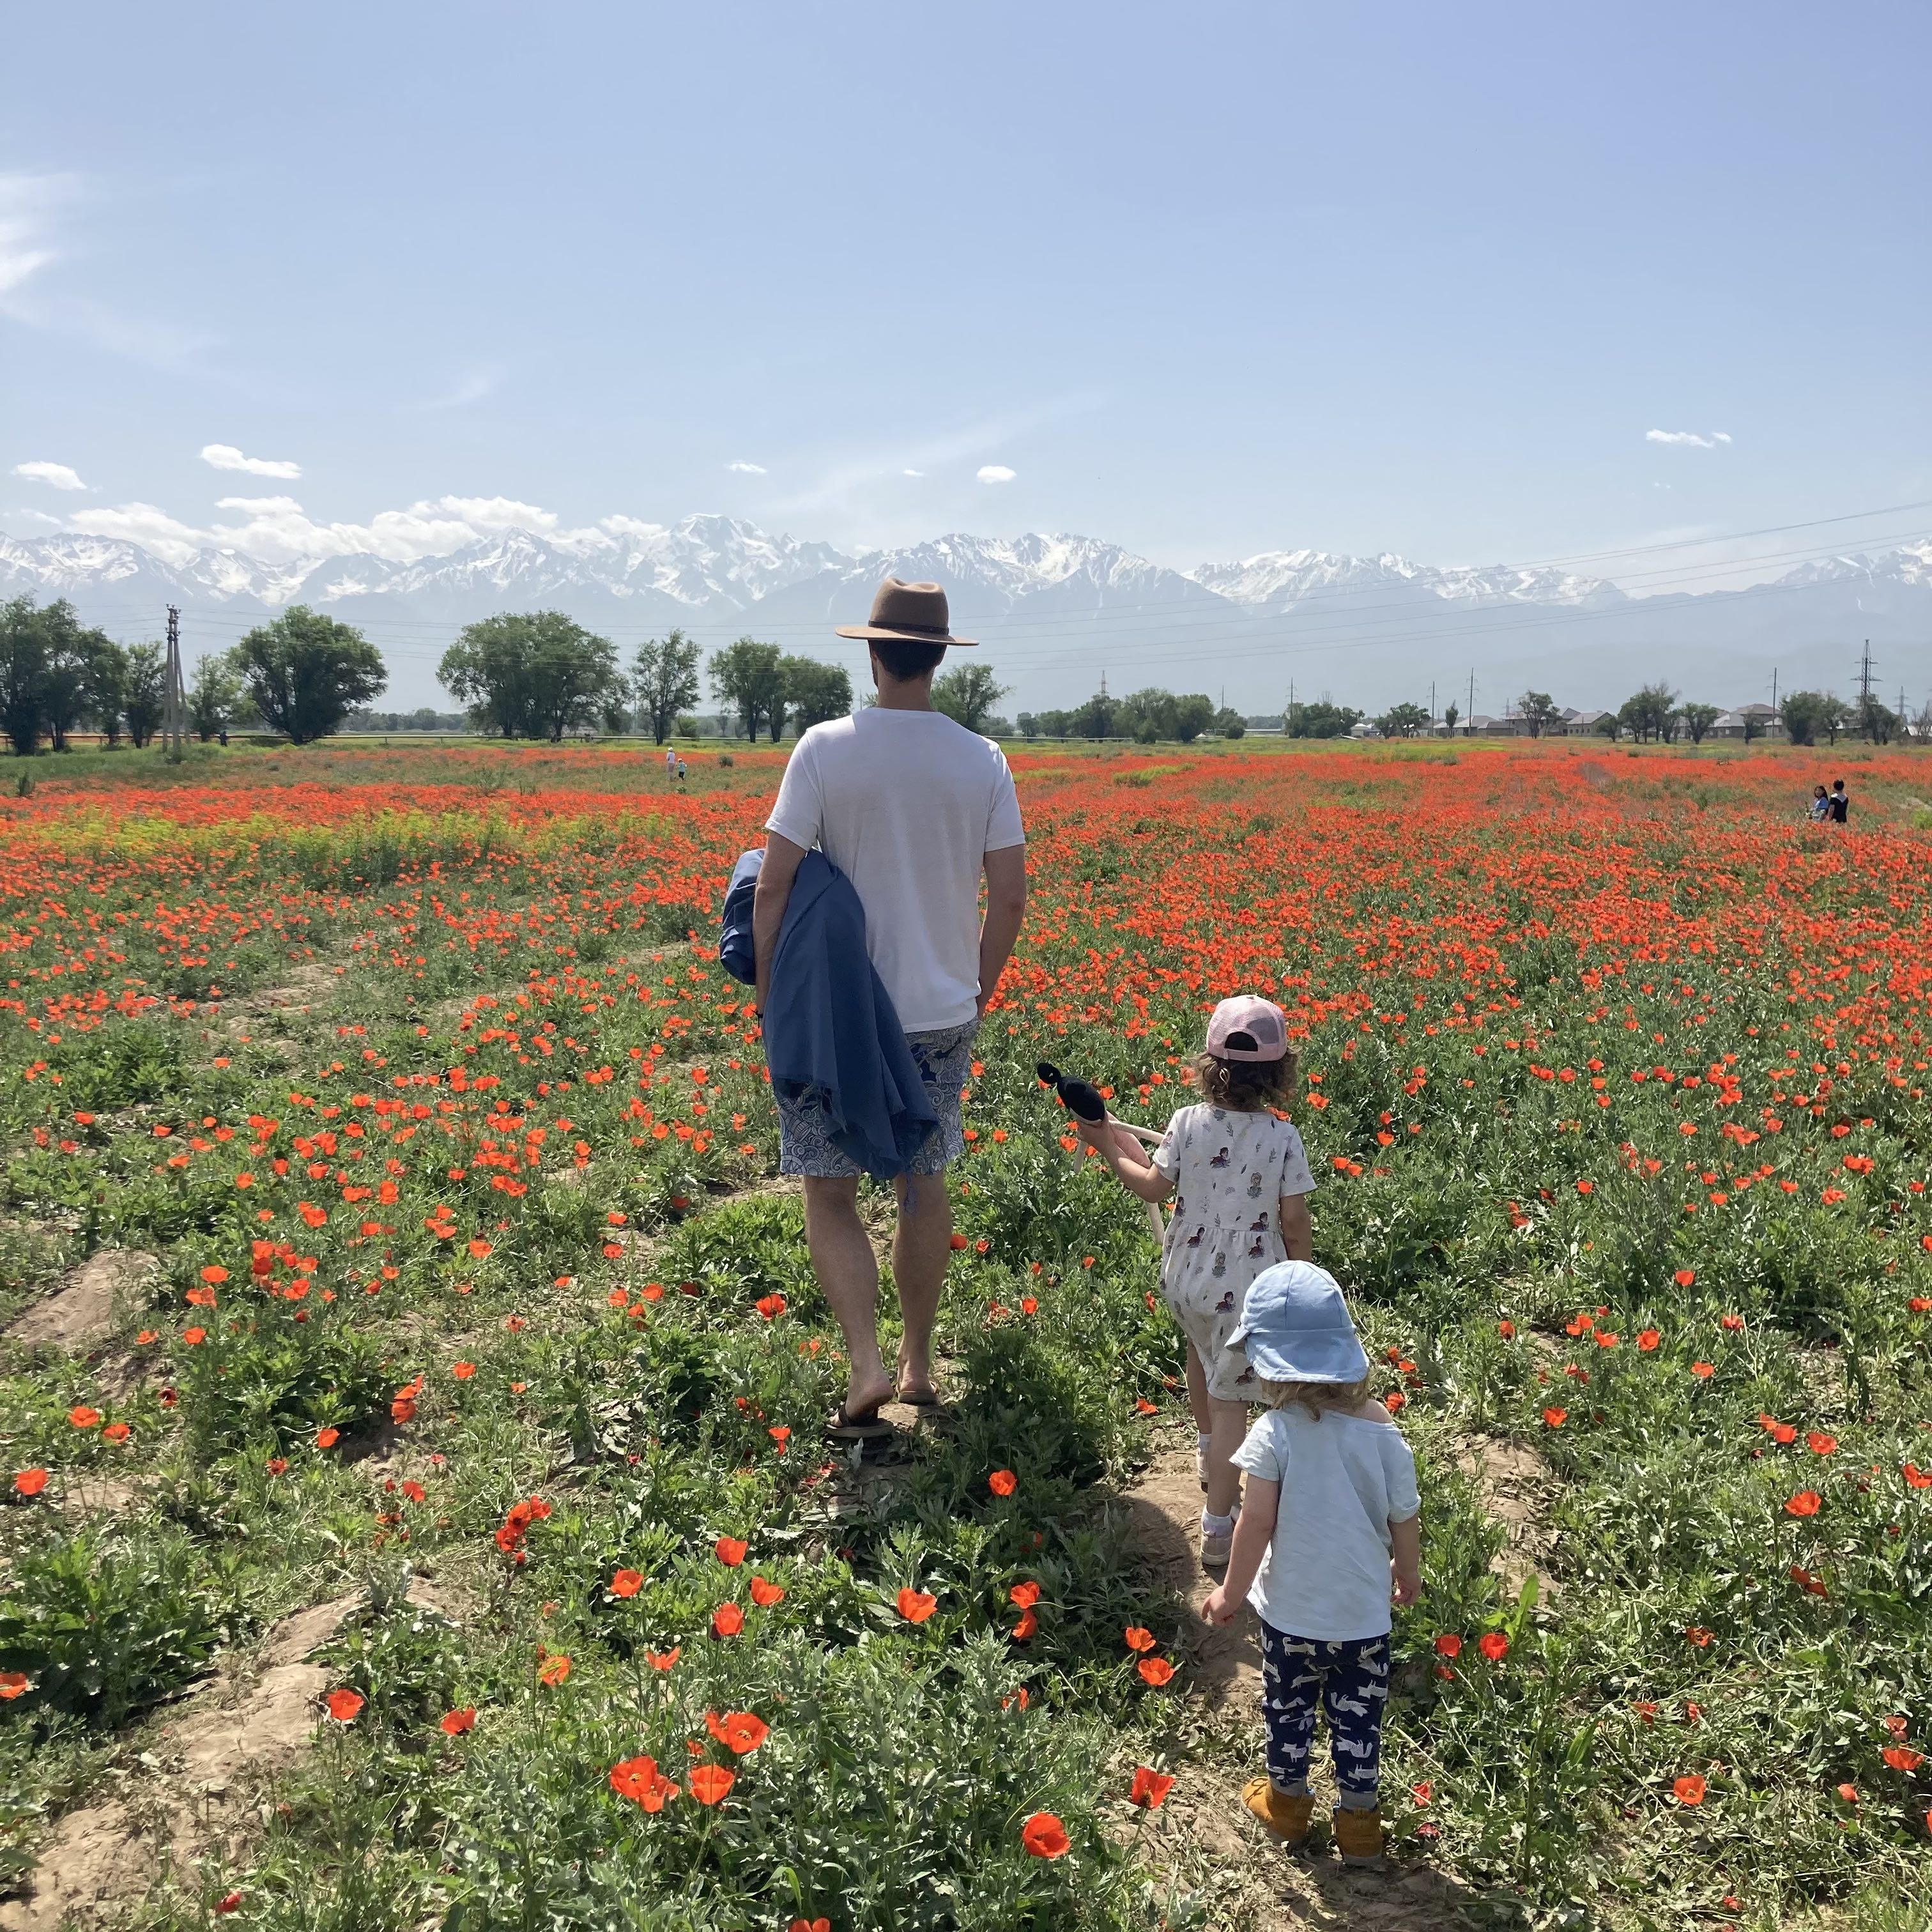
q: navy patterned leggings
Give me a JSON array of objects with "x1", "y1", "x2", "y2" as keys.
[{"x1": 1257, "y1": 1621, "x2": 1390, "y2": 1804}]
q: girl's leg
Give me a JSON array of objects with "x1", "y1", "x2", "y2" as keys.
[
  {"x1": 1204, "y1": 1395, "x2": 1248, "y2": 1521},
  {"x1": 1256, "y1": 1622, "x2": 1321, "y2": 1794},
  {"x1": 1183, "y1": 1342, "x2": 1213, "y2": 1492},
  {"x1": 1321, "y1": 1634, "x2": 1391, "y2": 1809}
]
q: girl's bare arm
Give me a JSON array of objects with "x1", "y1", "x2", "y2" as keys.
[
  {"x1": 1202, "y1": 1476, "x2": 1277, "y2": 1623},
  {"x1": 1278, "y1": 1191, "x2": 1313, "y2": 1261},
  {"x1": 1079, "y1": 1117, "x2": 1176, "y2": 1205}
]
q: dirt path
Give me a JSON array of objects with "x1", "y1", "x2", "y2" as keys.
[
  {"x1": 5, "y1": 1250, "x2": 156, "y2": 1354},
  {"x1": 0, "y1": 1581, "x2": 449, "y2": 1930},
  {"x1": 1124, "y1": 1432, "x2": 1491, "y2": 1929}
]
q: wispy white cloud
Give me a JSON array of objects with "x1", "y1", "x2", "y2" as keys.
[
  {"x1": 6, "y1": 507, "x2": 64, "y2": 527},
  {"x1": 724, "y1": 460, "x2": 767, "y2": 475},
  {"x1": 902, "y1": 469, "x2": 925, "y2": 478},
  {"x1": 419, "y1": 364, "x2": 505, "y2": 410},
  {"x1": 0, "y1": 173, "x2": 68, "y2": 298},
  {"x1": 13, "y1": 460, "x2": 86, "y2": 491},
  {"x1": 976, "y1": 464, "x2": 1016, "y2": 484},
  {"x1": 66, "y1": 500, "x2": 207, "y2": 565},
  {"x1": 1646, "y1": 429, "x2": 1733, "y2": 449},
  {"x1": 201, "y1": 443, "x2": 303, "y2": 480}
]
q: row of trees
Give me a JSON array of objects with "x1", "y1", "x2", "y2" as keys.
[{"x1": 1015, "y1": 688, "x2": 1245, "y2": 743}]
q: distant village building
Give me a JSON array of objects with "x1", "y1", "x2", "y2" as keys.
[{"x1": 1708, "y1": 702, "x2": 1782, "y2": 740}]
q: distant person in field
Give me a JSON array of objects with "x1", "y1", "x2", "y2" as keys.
[
  {"x1": 753, "y1": 578, "x2": 1028, "y2": 1437},
  {"x1": 1829, "y1": 778, "x2": 1849, "y2": 824},
  {"x1": 1807, "y1": 784, "x2": 1830, "y2": 822},
  {"x1": 666, "y1": 746, "x2": 678, "y2": 779},
  {"x1": 1078, "y1": 996, "x2": 1315, "y2": 1572}
]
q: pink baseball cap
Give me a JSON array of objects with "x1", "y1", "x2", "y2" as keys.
[{"x1": 1204, "y1": 995, "x2": 1289, "y2": 1062}]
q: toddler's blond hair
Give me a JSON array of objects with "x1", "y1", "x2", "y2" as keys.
[{"x1": 1257, "y1": 1374, "x2": 1372, "y2": 1420}]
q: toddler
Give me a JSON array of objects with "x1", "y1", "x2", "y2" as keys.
[
  {"x1": 1202, "y1": 1261, "x2": 1421, "y2": 1867},
  {"x1": 1081, "y1": 995, "x2": 1314, "y2": 1569}
]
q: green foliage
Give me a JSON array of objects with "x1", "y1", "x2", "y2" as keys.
[
  {"x1": 1284, "y1": 698, "x2": 1361, "y2": 738},
  {"x1": 0, "y1": 1526, "x2": 236, "y2": 1728},
  {"x1": 781, "y1": 654, "x2": 854, "y2": 731},
  {"x1": 632, "y1": 630, "x2": 703, "y2": 743},
  {"x1": 438, "y1": 611, "x2": 620, "y2": 742},
  {"x1": 933, "y1": 663, "x2": 1013, "y2": 735},
  {"x1": 709, "y1": 637, "x2": 785, "y2": 741},
  {"x1": 229, "y1": 606, "x2": 388, "y2": 745}
]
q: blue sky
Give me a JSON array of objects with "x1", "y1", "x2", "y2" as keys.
[{"x1": 4, "y1": 1, "x2": 1930, "y2": 580}]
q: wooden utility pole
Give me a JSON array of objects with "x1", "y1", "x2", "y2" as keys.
[{"x1": 163, "y1": 605, "x2": 186, "y2": 757}]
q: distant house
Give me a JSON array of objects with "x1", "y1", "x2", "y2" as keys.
[
  {"x1": 1450, "y1": 713, "x2": 1512, "y2": 736},
  {"x1": 1709, "y1": 702, "x2": 1782, "y2": 740},
  {"x1": 1563, "y1": 708, "x2": 1615, "y2": 737}
]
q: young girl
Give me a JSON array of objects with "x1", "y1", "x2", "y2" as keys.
[
  {"x1": 1080, "y1": 995, "x2": 1315, "y2": 1570},
  {"x1": 1202, "y1": 1261, "x2": 1421, "y2": 1867}
]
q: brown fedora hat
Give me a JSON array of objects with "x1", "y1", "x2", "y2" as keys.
[{"x1": 834, "y1": 576, "x2": 979, "y2": 647}]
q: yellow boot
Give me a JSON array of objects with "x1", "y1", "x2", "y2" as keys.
[
  {"x1": 1241, "y1": 1777, "x2": 1315, "y2": 1846},
  {"x1": 1331, "y1": 1804, "x2": 1384, "y2": 1867}
]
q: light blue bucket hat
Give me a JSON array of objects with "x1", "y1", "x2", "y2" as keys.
[{"x1": 1225, "y1": 1261, "x2": 1370, "y2": 1384}]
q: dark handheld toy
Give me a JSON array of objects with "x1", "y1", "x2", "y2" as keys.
[{"x1": 1036, "y1": 1060, "x2": 1107, "y2": 1124}]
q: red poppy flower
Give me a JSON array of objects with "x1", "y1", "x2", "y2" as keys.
[
  {"x1": 1432, "y1": 1633, "x2": 1462, "y2": 1657},
  {"x1": 1672, "y1": 1268, "x2": 1695, "y2": 1288},
  {"x1": 1011, "y1": 1607, "x2": 1038, "y2": 1640},
  {"x1": 1130, "y1": 1765, "x2": 1175, "y2": 1809},
  {"x1": 216, "y1": 1891, "x2": 242, "y2": 1914},
  {"x1": 1123, "y1": 1625, "x2": 1156, "y2": 1653},
  {"x1": 1905, "y1": 1464, "x2": 1932, "y2": 1489},
  {"x1": 1477, "y1": 1632, "x2": 1509, "y2": 1662},
  {"x1": 1542, "y1": 1407, "x2": 1567, "y2": 1428},
  {"x1": 895, "y1": 1587, "x2": 938, "y2": 1623},
  {"x1": 1137, "y1": 1655, "x2": 1176, "y2": 1686},
  {"x1": 12, "y1": 1469, "x2": 48, "y2": 1498},
  {"x1": 710, "y1": 1604, "x2": 744, "y2": 1637},
  {"x1": 1689, "y1": 1361, "x2": 1715, "y2": 1379},
  {"x1": 610, "y1": 1569, "x2": 643, "y2": 1598},
  {"x1": 988, "y1": 1468, "x2": 1017, "y2": 1496},
  {"x1": 714, "y1": 1536, "x2": 748, "y2": 1566},
  {"x1": 1882, "y1": 1746, "x2": 1924, "y2": 1772},
  {"x1": 451, "y1": 1361, "x2": 475, "y2": 1380},
  {"x1": 749, "y1": 1575, "x2": 785, "y2": 1607},
  {"x1": 687, "y1": 1763, "x2": 735, "y2": 1805},
  {"x1": 1805, "y1": 1431, "x2": 1837, "y2": 1456},
  {"x1": 1009, "y1": 1580, "x2": 1041, "y2": 1609},
  {"x1": 704, "y1": 1710, "x2": 770, "y2": 1754},
  {"x1": 1836, "y1": 1782, "x2": 1859, "y2": 1803},
  {"x1": 0, "y1": 1673, "x2": 29, "y2": 1699},
  {"x1": 325, "y1": 1688, "x2": 364, "y2": 1722},
  {"x1": 67, "y1": 1406, "x2": 100, "y2": 1429},
  {"x1": 537, "y1": 1654, "x2": 571, "y2": 1686},
  {"x1": 441, "y1": 1707, "x2": 477, "y2": 1735},
  {"x1": 644, "y1": 1647, "x2": 680, "y2": 1671},
  {"x1": 1021, "y1": 1811, "x2": 1071, "y2": 1858},
  {"x1": 466, "y1": 1238, "x2": 492, "y2": 1259},
  {"x1": 1636, "y1": 1329, "x2": 1660, "y2": 1351},
  {"x1": 1673, "y1": 1774, "x2": 1706, "y2": 1805},
  {"x1": 1784, "y1": 1490, "x2": 1822, "y2": 1517},
  {"x1": 316, "y1": 1427, "x2": 339, "y2": 1448},
  {"x1": 610, "y1": 1754, "x2": 678, "y2": 1809}
]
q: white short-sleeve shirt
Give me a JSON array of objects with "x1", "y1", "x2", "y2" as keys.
[
  {"x1": 1231, "y1": 1404, "x2": 1420, "y2": 1641},
  {"x1": 765, "y1": 709, "x2": 1025, "y2": 1033}
]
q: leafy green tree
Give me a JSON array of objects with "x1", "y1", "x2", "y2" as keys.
[
  {"x1": 1855, "y1": 693, "x2": 1898, "y2": 744},
  {"x1": 229, "y1": 606, "x2": 387, "y2": 746},
  {"x1": 1284, "y1": 699, "x2": 1361, "y2": 739},
  {"x1": 1779, "y1": 691, "x2": 1825, "y2": 746},
  {"x1": 782, "y1": 656, "x2": 854, "y2": 732},
  {"x1": 35, "y1": 602, "x2": 118, "y2": 752},
  {"x1": 600, "y1": 677, "x2": 634, "y2": 737},
  {"x1": 709, "y1": 638, "x2": 786, "y2": 742},
  {"x1": 1016, "y1": 712, "x2": 1040, "y2": 740},
  {"x1": 1376, "y1": 701, "x2": 1432, "y2": 739},
  {"x1": 1071, "y1": 692, "x2": 1118, "y2": 739},
  {"x1": 83, "y1": 638, "x2": 130, "y2": 747},
  {"x1": 632, "y1": 630, "x2": 703, "y2": 744},
  {"x1": 1618, "y1": 682, "x2": 1678, "y2": 743},
  {"x1": 1443, "y1": 701, "x2": 1459, "y2": 733},
  {"x1": 121, "y1": 642, "x2": 165, "y2": 749},
  {"x1": 1515, "y1": 691, "x2": 1561, "y2": 738},
  {"x1": 438, "y1": 612, "x2": 618, "y2": 741},
  {"x1": 1679, "y1": 702, "x2": 1722, "y2": 744},
  {"x1": 188, "y1": 655, "x2": 243, "y2": 742},
  {"x1": 931, "y1": 663, "x2": 1010, "y2": 734},
  {"x1": 0, "y1": 595, "x2": 51, "y2": 756},
  {"x1": 1211, "y1": 706, "x2": 1246, "y2": 739}
]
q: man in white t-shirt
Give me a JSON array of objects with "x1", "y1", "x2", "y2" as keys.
[{"x1": 753, "y1": 578, "x2": 1027, "y2": 1434}]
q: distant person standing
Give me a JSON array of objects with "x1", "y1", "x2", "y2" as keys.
[
  {"x1": 1807, "y1": 785, "x2": 1830, "y2": 822},
  {"x1": 665, "y1": 746, "x2": 678, "y2": 780},
  {"x1": 1829, "y1": 778, "x2": 1850, "y2": 824},
  {"x1": 676, "y1": 756, "x2": 687, "y2": 784}
]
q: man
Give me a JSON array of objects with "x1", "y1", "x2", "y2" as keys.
[
  {"x1": 1828, "y1": 778, "x2": 1849, "y2": 824},
  {"x1": 753, "y1": 578, "x2": 1027, "y2": 1432}
]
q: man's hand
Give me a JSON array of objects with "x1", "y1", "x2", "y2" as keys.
[{"x1": 1200, "y1": 1585, "x2": 1238, "y2": 1627}]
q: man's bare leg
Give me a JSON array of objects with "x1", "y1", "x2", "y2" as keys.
[
  {"x1": 891, "y1": 1169, "x2": 954, "y2": 1402},
  {"x1": 802, "y1": 1175, "x2": 894, "y2": 1418}
]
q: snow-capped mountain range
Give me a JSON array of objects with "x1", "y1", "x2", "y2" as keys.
[{"x1": 3, "y1": 518, "x2": 1928, "y2": 712}]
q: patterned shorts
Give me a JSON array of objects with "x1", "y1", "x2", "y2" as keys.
[{"x1": 776, "y1": 1020, "x2": 978, "y2": 1179}]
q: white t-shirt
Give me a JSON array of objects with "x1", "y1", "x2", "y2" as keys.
[
  {"x1": 765, "y1": 709, "x2": 1025, "y2": 1032},
  {"x1": 1231, "y1": 1404, "x2": 1420, "y2": 1641}
]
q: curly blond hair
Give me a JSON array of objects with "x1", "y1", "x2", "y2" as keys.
[{"x1": 1257, "y1": 1374, "x2": 1373, "y2": 1420}]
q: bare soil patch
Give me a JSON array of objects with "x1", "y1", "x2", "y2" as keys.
[
  {"x1": 4, "y1": 1250, "x2": 156, "y2": 1354},
  {"x1": 1455, "y1": 1434, "x2": 1559, "y2": 1600},
  {"x1": 0, "y1": 1579, "x2": 456, "y2": 1930}
]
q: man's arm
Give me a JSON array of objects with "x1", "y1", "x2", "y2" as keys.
[
  {"x1": 752, "y1": 832, "x2": 809, "y2": 1012},
  {"x1": 976, "y1": 844, "x2": 1027, "y2": 1020}
]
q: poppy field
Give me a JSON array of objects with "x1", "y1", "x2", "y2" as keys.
[{"x1": 0, "y1": 736, "x2": 1929, "y2": 1931}]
